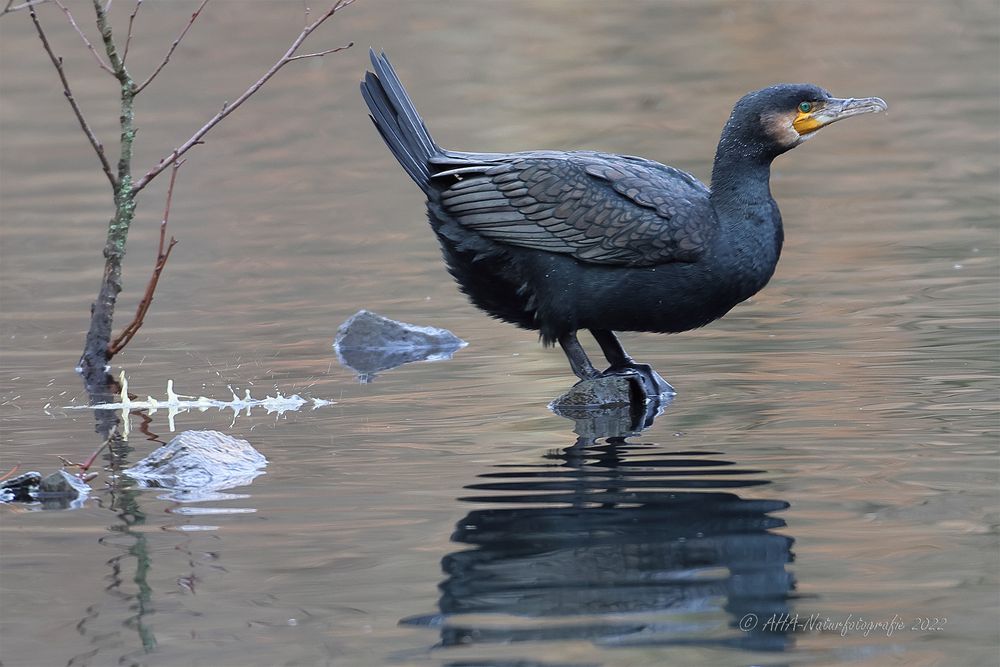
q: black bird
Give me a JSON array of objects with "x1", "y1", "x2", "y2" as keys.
[{"x1": 360, "y1": 50, "x2": 886, "y2": 395}]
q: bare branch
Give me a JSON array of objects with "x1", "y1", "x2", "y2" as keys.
[
  {"x1": 59, "y1": 442, "x2": 108, "y2": 476},
  {"x1": 50, "y1": 0, "x2": 114, "y2": 74},
  {"x1": 134, "y1": 0, "x2": 209, "y2": 94},
  {"x1": 108, "y1": 159, "x2": 184, "y2": 358},
  {"x1": 28, "y1": 6, "x2": 117, "y2": 189},
  {"x1": 132, "y1": 0, "x2": 356, "y2": 193},
  {"x1": 122, "y1": 0, "x2": 142, "y2": 63},
  {"x1": 91, "y1": 0, "x2": 129, "y2": 86},
  {"x1": 0, "y1": 0, "x2": 47, "y2": 17},
  {"x1": 285, "y1": 41, "x2": 352, "y2": 62}
]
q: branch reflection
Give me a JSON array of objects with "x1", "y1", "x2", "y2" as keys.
[{"x1": 69, "y1": 374, "x2": 156, "y2": 664}]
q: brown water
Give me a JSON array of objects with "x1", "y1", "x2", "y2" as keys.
[{"x1": 1, "y1": 2, "x2": 998, "y2": 666}]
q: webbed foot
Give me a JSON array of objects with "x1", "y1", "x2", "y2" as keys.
[{"x1": 603, "y1": 362, "x2": 675, "y2": 398}]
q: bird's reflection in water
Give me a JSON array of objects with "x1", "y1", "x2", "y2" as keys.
[{"x1": 403, "y1": 399, "x2": 796, "y2": 660}]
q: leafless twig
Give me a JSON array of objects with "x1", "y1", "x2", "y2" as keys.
[
  {"x1": 58, "y1": 445, "x2": 107, "y2": 476},
  {"x1": 108, "y1": 159, "x2": 183, "y2": 358},
  {"x1": 286, "y1": 42, "x2": 352, "y2": 62},
  {"x1": 28, "y1": 5, "x2": 117, "y2": 188},
  {"x1": 132, "y1": 0, "x2": 356, "y2": 194},
  {"x1": 0, "y1": 0, "x2": 47, "y2": 16},
  {"x1": 122, "y1": 0, "x2": 142, "y2": 63},
  {"x1": 134, "y1": 0, "x2": 209, "y2": 94},
  {"x1": 51, "y1": 0, "x2": 114, "y2": 74}
]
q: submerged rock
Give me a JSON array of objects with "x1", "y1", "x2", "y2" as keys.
[
  {"x1": 550, "y1": 374, "x2": 672, "y2": 438},
  {"x1": 334, "y1": 309, "x2": 467, "y2": 382},
  {"x1": 37, "y1": 470, "x2": 92, "y2": 509},
  {"x1": 38, "y1": 470, "x2": 89, "y2": 495},
  {"x1": 0, "y1": 471, "x2": 42, "y2": 503},
  {"x1": 125, "y1": 430, "x2": 267, "y2": 499},
  {"x1": 0, "y1": 470, "x2": 91, "y2": 509},
  {"x1": 551, "y1": 374, "x2": 640, "y2": 409}
]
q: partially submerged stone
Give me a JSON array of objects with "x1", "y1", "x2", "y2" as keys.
[
  {"x1": 0, "y1": 470, "x2": 91, "y2": 509},
  {"x1": 550, "y1": 374, "x2": 640, "y2": 409},
  {"x1": 334, "y1": 309, "x2": 466, "y2": 382},
  {"x1": 125, "y1": 430, "x2": 267, "y2": 500},
  {"x1": 0, "y1": 471, "x2": 42, "y2": 503},
  {"x1": 37, "y1": 470, "x2": 92, "y2": 509},
  {"x1": 38, "y1": 470, "x2": 89, "y2": 496},
  {"x1": 550, "y1": 374, "x2": 672, "y2": 438}
]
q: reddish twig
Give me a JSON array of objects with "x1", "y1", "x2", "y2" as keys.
[
  {"x1": 121, "y1": 0, "x2": 142, "y2": 63},
  {"x1": 0, "y1": 0, "x2": 48, "y2": 16},
  {"x1": 107, "y1": 159, "x2": 183, "y2": 357},
  {"x1": 58, "y1": 444, "x2": 107, "y2": 476},
  {"x1": 0, "y1": 464, "x2": 21, "y2": 482},
  {"x1": 52, "y1": 0, "x2": 114, "y2": 74},
  {"x1": 131, "y1": 0, "x2": 356, "y2": 194},
  {"x1": 28, "y1": 5, "x2": 117, "y2": 189},
  {"x1": 134, "y1": 0, "x2": 209, "y2": 94}
]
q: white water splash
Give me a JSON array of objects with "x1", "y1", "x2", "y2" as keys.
[{"x1": 65, "y1": 373, "x2": 335, "y2": 433}]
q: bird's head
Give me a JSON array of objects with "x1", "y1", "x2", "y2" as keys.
[{"x1": 721, "y1": 84, "x2": 887, "y2": 160}]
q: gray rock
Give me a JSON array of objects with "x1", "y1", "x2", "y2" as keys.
[
  {"x1": 549, "y1": 374, "x2": 672, "y2": 438},
  {"x1": 125, "y1": 430, "x2": 267, "y2": 500},
  {"x1": 334, "y1": 309, "x2": 466, "y2": 382},
  {"x1": 0, "y1": 471, "x2": 42, "y2": 502},
  {"x1": 1, "y1": 470, "x2": 91, "y2": 509},
  {"x1": 549, "y1": 376, "x2": 641, "y2": 439},
  {"x1": 37, "y1": 470, "x2": 92, "y2": 509},
  {"x1": 550, "y1": 374, "x2": 639, "y2": 409}
]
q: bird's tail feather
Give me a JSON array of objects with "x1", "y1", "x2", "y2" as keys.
[{"x1": 360, "y1": 49, "x2": 441, "y2": 191}]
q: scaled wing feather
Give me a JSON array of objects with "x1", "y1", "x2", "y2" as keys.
[{"x1": 435, "y1": 152, "x2": 713, "y2": 266}]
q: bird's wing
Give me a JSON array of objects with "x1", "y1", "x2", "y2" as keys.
[{"x1": 433, "y1": 152, "x2": 714, "y2": 266}]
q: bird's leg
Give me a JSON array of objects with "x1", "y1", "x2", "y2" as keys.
[
  {"x1": 591, "y1": 329, "x2": 634, "y2": 368},
  {"x1": 590, "y1": 329, "x2": 675, "y2": 396},
  {"x1": 558, "y1": 331, "x2": 600, "y2": 380}
]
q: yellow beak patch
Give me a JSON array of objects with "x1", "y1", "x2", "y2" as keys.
[{"x1": 792, "y1": 109, "x2": 823, "y2": 135}]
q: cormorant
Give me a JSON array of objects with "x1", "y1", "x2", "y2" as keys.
[{"x1": 360, "y1": 50, "x2": 886, "y2": 395}]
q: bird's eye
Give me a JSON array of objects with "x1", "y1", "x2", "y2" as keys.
[{"x1": 798, "y1": 101, "x2": 812, "y2": 113}]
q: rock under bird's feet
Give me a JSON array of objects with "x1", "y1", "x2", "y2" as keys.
[{"x1": 604, "y1": 362, "x2": 675, "y2": 398}]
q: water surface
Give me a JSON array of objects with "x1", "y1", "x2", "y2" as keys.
[{"x1": 1, "y1": 2, "x2": 997, "y2": 666}]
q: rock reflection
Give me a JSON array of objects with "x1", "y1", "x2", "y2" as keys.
[
  {"x1": 336, "y1": 342, "x2": 465, "y2": 383},
  {"x1": 405, "y1": 407, "x2": 796, "y2": 657}
]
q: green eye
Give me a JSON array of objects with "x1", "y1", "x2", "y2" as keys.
[{"x1": 798, "y1": 101, "x2": 812, "y2": 113}]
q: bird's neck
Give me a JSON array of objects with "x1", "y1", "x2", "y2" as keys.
[
  {"x1": 708, "y1": 145, "x2": 784, "y2": 295},
  {"x1": 709, "y1": 137, "x2": 776, "y2": 217}
]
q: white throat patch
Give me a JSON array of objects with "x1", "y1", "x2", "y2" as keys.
[{"x1": 761, "y1": 111, "x2": 806, "y2": 148}]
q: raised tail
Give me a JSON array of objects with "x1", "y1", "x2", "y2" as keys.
[{"x1": 361, "y1": 49, "x2": 442, "y2": 191}]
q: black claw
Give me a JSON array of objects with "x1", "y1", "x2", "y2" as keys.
[{"x1": 603, "y1": 362, "x2": 675, "y2": 398}]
